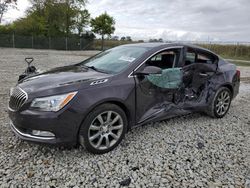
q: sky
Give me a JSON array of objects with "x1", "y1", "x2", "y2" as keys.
[{"x1": 3, "y1": 0, "x2": 250, "y2": 42}]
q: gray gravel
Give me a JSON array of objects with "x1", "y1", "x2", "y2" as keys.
[{"x1": 0, "y1": 48, "x2": 249, "y2": 187}]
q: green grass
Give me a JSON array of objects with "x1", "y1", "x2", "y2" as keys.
[
  {"x1": 198, "y1": 44, "x2": 250, "y2": 62},
  {"x1": 220, "y1": 55, "x2": 250, "y2": 61},
  {"x1": 226, "y1": 60, "x2": 250, "y2": 67}
]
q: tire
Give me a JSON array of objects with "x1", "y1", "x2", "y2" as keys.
[
  {"x1": 206, "y1": 87, "x2": 232, "y2": 118},
  {"x1": 78, "y1": 103, "x2": 127, "y2": 154}
]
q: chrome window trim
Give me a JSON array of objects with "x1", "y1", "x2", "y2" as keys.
[{"x1": 128, "y1": 46, "x2": 183, "y2": 78}]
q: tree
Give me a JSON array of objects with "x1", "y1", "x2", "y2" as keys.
[
  {"x1": 44, "y1": 1, "x2": 66, "y2": 36},
  {"x1": 111, "y1": 35, "x2": 119, "y2": 40},
  {"x1": 90, "y1": 12, "x2": 115, "y2": 50},
  {"x1": 0, "y1": 0, "x2": 90, "y2": 37},
  {"x1": 13, "y1": 11, "x2": 47, "y2": 36},
  {"x1": 149, "y1": 38, "x2": 163, "y2": 42},
  {"x1": 0, "y1": 0, "x2": 17, "y2": 24},
  {"x1": 12, "y1": 0, "x2": 64, "y2": 36},
  {"x1": 126, "y1": 36, "x2": 132, "y2": 41},
  {"x1": 0, "y1": 23, "x2": 14, "y2": 33},
  {"x1": 74, "y1": 9, "x2": 90, "y2": 36},
  {"x1": 63, "y1": 0, "x2": 87, "y2": 36},
  {"x1": 29, "y1": 0, "x2": 88, "y2": 36}
]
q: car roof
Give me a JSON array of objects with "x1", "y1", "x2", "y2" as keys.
[{"x1": 121, "y1": 42, "x2": 218, "y2": 57}]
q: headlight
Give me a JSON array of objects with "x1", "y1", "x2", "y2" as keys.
[{"x1": 30, "y1": 92, "x2": 77, "y2": 112}]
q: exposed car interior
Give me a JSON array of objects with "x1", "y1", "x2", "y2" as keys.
[
  {"x1": 144, "y1": 47, "x2": 218, "y2": 102},
  {"x1": 183, "y1": 48, "x2": 217, "y2": 100}
]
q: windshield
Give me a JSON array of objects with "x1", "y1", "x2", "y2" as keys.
[{"x1": 80, "y1": 46, "x2": 148, "y2": 74}]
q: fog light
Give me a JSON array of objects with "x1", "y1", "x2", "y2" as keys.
[{"x1": 31, "y1": 130, "x2": 55, "y2": 137}]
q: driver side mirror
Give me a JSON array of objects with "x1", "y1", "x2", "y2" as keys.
[{"x1": 135, "y1": 66, "x2": 162, "y2": 75}]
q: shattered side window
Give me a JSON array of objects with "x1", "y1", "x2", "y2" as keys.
[
  {"x1": 147, "y1": 68, "x2": 183, "y2": 89},
  {"x1": 145, "y1": 49, "x2": 182, "y2": 89}
]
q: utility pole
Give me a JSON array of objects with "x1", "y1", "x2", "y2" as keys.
[
  {"x1": 12, "y1": 33, "x2": 15, "y2": 48},
  {"x1": 66, "y1": 37, "x2": 68, "y2": 50},
  {"x1": 80, "y1": 37, "x2": 83, "y2": 50},
  {"x1": 31, "y1": 35, "x2": 34, "y2": 48},
  {"x1": 49, "y1": 36, "x2": 51, "y2": 49}
]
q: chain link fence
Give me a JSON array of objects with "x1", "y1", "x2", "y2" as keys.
[
  {"x1": 0, "y1": 34, "x2": 250, "y2": 61},
  {"x1": 0, "y1": 34, "x2": 94, "y2": 50}
]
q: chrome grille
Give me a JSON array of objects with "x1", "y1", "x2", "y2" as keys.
[{"x1": 9, "y1": 87, "x2": 28, "y2": 111}]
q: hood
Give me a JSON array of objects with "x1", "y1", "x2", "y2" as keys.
[{"x1": 18, "y1": 65, "x2": 110, "y2": 93}]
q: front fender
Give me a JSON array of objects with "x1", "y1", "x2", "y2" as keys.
[{"x1": 73, "y1": 78, "x2": 136, "y2": 133}]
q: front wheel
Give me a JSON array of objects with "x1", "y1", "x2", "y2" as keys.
[
  {"x1": 207, "y1": 87, "x2": 232, "y2": 118},
  {"x1": 79, "y1": 104, "x2": 127, "y2": 154}
]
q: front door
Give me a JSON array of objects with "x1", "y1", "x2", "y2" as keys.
[{"x1": 134, "y1": 48, "x2": 184, "y2": 124}]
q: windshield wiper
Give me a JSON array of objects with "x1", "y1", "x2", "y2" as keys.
[
  {"x1": 81, "y1": 65, "x2": 110, "y2": 74},
  {"x1": 87, "y1": 66, "x2": 101, "y2": 72}
]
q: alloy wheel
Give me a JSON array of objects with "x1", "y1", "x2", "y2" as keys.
[
  {"x1": 215, "y1": 90, "x2": 231, "y2": 116},
  {"x1": 88, "y1": 111, "x2": 124, "y2": 150}
]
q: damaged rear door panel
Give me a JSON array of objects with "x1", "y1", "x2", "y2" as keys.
[
  {"x1": 180, "y1": 47, "x2": 231, "y2": 112},
  {"x1": 134, "y1": 46, "x2": 229, "y2": 125}
]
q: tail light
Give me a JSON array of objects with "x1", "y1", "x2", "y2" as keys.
[{"x1": 236, "y1": 70, "x2": 240, "y2": 78}]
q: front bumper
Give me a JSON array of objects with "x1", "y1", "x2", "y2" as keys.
[
  {"x1": 10, "y1": 121, "x2": 57, "y2": 144},
  {"x1": 8, "y1": 107, "x2": 83, "y2": 146}
]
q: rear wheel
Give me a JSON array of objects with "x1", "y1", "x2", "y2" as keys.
[
  {"x1": 207, "y1": 87, "x2": 232, "y2": 118},
  {"x1": 79, "y1": 104, "x2": 127, "y2": 154}
]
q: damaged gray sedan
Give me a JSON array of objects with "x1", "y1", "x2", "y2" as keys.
[{"x1": 9, "y1": 43, "x2": 240, "y2": 154}]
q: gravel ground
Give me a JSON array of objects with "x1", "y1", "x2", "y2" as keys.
[{"x1": 0, "y1": 48, "x2": 249, "y2": 188}]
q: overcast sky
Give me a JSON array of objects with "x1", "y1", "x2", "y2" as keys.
[{"x1": 3, "y1": 0, "x2": 250, "y2": 41}]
